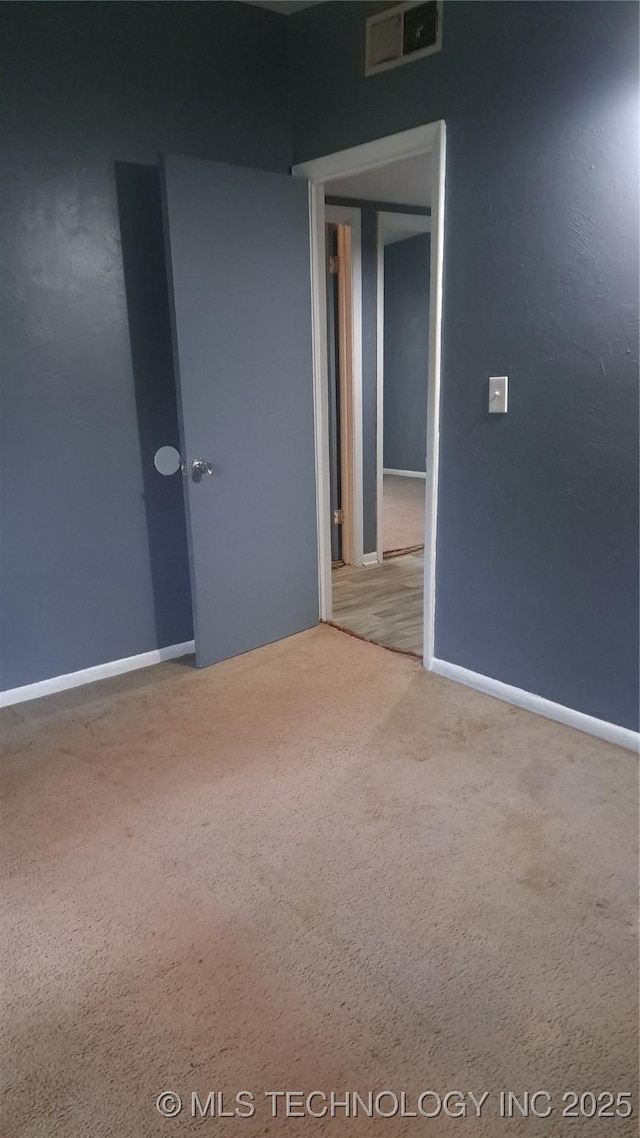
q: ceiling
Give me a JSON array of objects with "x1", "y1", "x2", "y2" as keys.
[
  {"x1": 240, "y1": 0, "x2": 327, "y2": 13},
  {"x1": 326, "y1": 152, "x2": 432, "y2": 208},
  {"x1": 379, "y1": 213, "x2": 431, "y2": 245}
]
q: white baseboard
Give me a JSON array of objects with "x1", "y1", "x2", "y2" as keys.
[
  {"x1": 5, "y1": 638, "x2": 636, "y2": 754},
  {"x1": 361, "y1": 552, "x2": 380, "y2": 566},
  {"x1": 383, "y1": 468, "x2": 427, "y2": 479},
  {"x1": 428, "y1": 657, "x2": 639, "y2": 753},
  {"x1": 0, "y1": 640, "x2": 195, "y2": 709}
]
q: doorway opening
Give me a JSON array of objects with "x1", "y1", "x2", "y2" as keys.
[{"x1": 293, "y1": 123, "x2": 445, "y2": 664}]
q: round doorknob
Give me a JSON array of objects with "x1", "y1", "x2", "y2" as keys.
[{"x1": 192, "y1": 459, "x2": 213, "y2": 476}]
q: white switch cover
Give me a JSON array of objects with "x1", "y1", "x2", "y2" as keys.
[{"x1": 489, "y1": 375, "x2": 508, "y2": 413}]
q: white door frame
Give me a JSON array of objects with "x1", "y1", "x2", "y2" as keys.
[
  {"x1": 377, "y1": 210, "x2": 432, "y2": 564},
  {"x1": 325, "y1": 205, "x2": 364, "y2": 567},
  {"x1": 293, "y1": 120, "x2": 446, "y2": 667}
]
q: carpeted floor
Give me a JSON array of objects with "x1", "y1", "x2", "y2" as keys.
[
  {"x1": 1, "y1": 626, "x2": 637, "y2": 1137},
  {"x1": 383, "y1": 474, "x2": 425, "y2": 553}
]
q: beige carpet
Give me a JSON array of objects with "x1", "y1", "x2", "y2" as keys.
[
  {"x1": 383, "y1": 474, "x2": 425, "y2": 553},
  {"x1": 1, "y1": 626, "x2": 637, "y2": 1137}
]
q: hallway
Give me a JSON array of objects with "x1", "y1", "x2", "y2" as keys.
[
  {"x1": 382, "y1": 473, "x2": 425, "y2": 554},
  {"x1": 332, "y1": 550, "x2": 423, "y2": 656}
]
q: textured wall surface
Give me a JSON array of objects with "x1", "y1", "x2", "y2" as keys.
[
  {"x1": 383, "y1": 234, "x2": 431, "y2": 473},
  {"x1": 0, "y1": 1, "x2": 291, "y2": 689},
  {"x1": 2, "y1": 1, "x2": 638, "y2": 732},
  {"x1": 290, "y1": 1, "x2": 640, "y2": 730}
]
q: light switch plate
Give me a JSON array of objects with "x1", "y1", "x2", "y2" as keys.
[{"x1": 489, "y1": 375, "x2": 508, "y2": 413}]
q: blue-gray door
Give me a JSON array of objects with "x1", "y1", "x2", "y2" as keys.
[{"x1": 161, "y1": 155, "x2": 318, "y2": 668}]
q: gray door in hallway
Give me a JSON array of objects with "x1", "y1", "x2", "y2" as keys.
[{"x1": 161, "y1": 155, "x2": 318, "y2": 667}]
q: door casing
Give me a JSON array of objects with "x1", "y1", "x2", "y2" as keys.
[
  {"x1": 325, "y1": 209, "x2": 363, "y2": 567},
  {"x1": 292, "y1": 121, "x2": 447, "y2": 668}
]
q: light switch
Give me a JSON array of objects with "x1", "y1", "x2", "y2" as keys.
[{"x1": 489, "y1": 375, "x2": 508, "y2": 414}]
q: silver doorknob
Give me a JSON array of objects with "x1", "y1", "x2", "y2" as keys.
[{"x1": 192, "y1": 459, "x2": 213, "y2": 476}]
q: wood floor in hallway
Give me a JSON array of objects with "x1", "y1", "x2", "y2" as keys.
[{"x1": 331, "y1": 550, "x2": 423, "y2": 656}]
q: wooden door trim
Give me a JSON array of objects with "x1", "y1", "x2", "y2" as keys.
[
  {"x1": 325, "y1": 206, "x2": 363, "y2": 568},
  {"x1": 335, "y1": 224, "x2": 354, "y2": 565}
]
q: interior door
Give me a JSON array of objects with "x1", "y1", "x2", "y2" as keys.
[
  {"x1": 161, "y1": 155, "x2": 318, "y2": 667},
  {"x1": 326, "y1": 224, "x2": 343, "y2": 564}
]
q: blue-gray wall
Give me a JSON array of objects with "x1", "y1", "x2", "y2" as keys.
[
  {"x1": 2, "y1": 1, "x2": 638, "y2": 733},
  {"x1": 289, "y1": 1, "x2": 640, "y2": 731},
  {"x1": 0, "y1": 1, "x2": 290, "y2": 690},
  {"x1": 383, "y1": 234, "x2": 431, "y2": 473}
]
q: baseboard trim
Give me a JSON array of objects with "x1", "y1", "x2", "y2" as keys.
[
  {"x1": 0, "y1": 641, "x2": 195, "y2": 708},
  {"x1": 5, "y1": 640, "x2": 635, "y2": 751},
  {"x1": 383, "y1": 468, "x2": 427, "y2": 479},
  {"x1": 361, "y1": 552, "x2": 380, "y2": 566},
  {"x1": 428, "y1": 657, "x2": 639, "y2": 753}
]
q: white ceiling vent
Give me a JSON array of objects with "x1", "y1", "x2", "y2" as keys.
[{"x1": 366, "y1": 1, "x2": 442, "y2": 76}]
